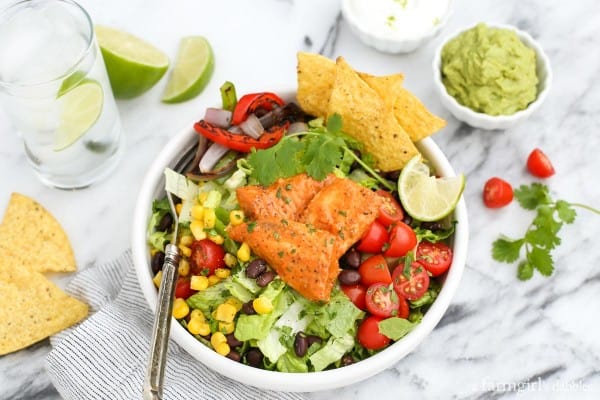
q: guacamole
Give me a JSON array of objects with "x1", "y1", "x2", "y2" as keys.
[{"x1": 441, "y1": 23, "x2": 538, "y2": 116}]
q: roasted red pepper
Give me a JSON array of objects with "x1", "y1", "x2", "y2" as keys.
[
  {"x1": 231, "y1": 92, "x2": 285, "y2": 125},
  {"x1": 193, "y1": 120, "x2": 288, "y2": 153}
]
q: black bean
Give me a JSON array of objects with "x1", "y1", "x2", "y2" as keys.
[
  {"x1": 294, "y1": 333, "x2": 308, "y2": 357},
  {"x1": 340, "y1": 355, "x2": 354, "y2": 366},
  {"x1": 306, "y1": 335, "x2": 323, "y2": 347},
  {"x1": 226, "y1": 350, "x2": 241, "y2": 362},
  {"x1": 256, "y1": 270, "x2": 275, "y2": 287},
  {"x1": 246, "y1": 259, "x2": 267, "y2": 278},
  {"x1": 156, "y1": 213, "x2": 173, "y2": 232},
  {"x1": 151, "y1": 251, "x2": 165, "y2": 274},
  {"x1": 421, "y1": 221, "x2": 444, "y2": 231},
  {"x1": 342, "y1": 248, "x2": 361, "y2": 269},
  {"x1": 402, "y1": 214, "x2": 413, "y2": 226},
  {"x1": 384, "y1": 170, "x2": 401, "y2": 181},
  {"x1": 241, "y1": 301, "x2": 256, "y2": 315},
  {"x1": 226, "y1": 333, "x2": 243, "y2": 348},
  {"x1": 245, "y1": 348, "x2": 263, "y2": 368},
  {"x1": 338, "y1": 269, "x2": 361, "y2": 285}
]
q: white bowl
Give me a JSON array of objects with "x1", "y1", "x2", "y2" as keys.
[
  {"x1": 342, "y1": 0, "x2": 454, "y2": 54},
  {"x1": 131, "y1": 90, "x2": 469, "y2": 392},
  {"x1": 432, "y1": 23, "x2": 552, "y2": 130}
]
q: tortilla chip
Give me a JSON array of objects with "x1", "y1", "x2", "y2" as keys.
[
  {"x1": 0, "y1": 193, "x2": 76, "y2": 273},
  {"x1": 327, "y1": 57, "x2": 418, "y2": 171},
  {"x1": 296, "y1": 52, "x2": 336, "y2": 118},
  {"x1": 0, "y1": 258, "x2": 88, "y2": 355},
  {"x1": 359, "y1": 72, "x2": 404, "y2": 111},
  {"x1": 392, "y1": 87, "x2": 446, "y2": 142}
]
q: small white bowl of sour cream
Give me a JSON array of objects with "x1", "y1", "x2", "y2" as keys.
[{"x1": 342, "y1": 0, "x2": 453, "y2": 54}]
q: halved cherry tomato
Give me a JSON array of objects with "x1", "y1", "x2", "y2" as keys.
[
  {"x1": 365, "y1": 283, "x2": 399, "y2": 318},
  {"x1": 358, "y1": 255, "x2": 392, "y2": 286},
  {"x1": 375, "y1": 190, "x2": 404, "y2": 227},
  {"x1": 190, "y1": 239, "x2": 226, "y2": 276},
  {"x1": 483, "y1": 177, "x2": 513, "y2": 208},
  {"x1": 383, "y1": 222, "x2": 417, "y2": 257},
  {"x1": 194, "y1": 120, "x2": 288, "y2": 153},
  {"x1": 527, "y1": 148, "x2": 555, "y2": 178},
  {"x1": 341, "y1": 284, "x2": 367, "y2": 310},
  {"x1": 231, "y1": 92, "x2": 285, "y2": 125},
  {"x1": 175, "y1": 278, "x2": 196, "y2": 299},
  {"x1": 392, "y1": 261, "x2": 430, "y2": 301},
  {"x1": 357, "y1": 316, "x2": 390, "y2": 350},
  {"x1": 416, "y1": 241, "x2": 453, "y2": 277},
  {"x1": 356, "y1": 220, "x2": 388, "y2": 253}
]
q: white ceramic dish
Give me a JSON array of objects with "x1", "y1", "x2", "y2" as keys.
[
  {"x1": 131, "y1": 90, "x2": 469, "y2": 392},
  {"x1": 432, "y1": 23, "x2": 552, "y2": 130}
]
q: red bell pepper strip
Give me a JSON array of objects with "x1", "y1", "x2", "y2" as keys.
[
  {"x1": 193, "y1": 120, "x2": 289, "y2": 153},
  {"x1": 231, "y1": 92, "x2": 285, "y2": 125}
]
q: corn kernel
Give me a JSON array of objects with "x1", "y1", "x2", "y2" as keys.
[
  {"x1": 229, "y1": 210, "x2": 245, "y2": 226},
  {"x1": 214, "y1": 267, "x2": 231, "y2": 279},
  {"x1": 172, "y1": 298, "x2": 189, "y2": 319},
  {"x1": 253, "y1": 297, "x2": 273, "y2": 315},
  {"x1": 215, "y1": 303, "x2": 237, "y2": 323},
  {"x1": 178, "y1": 259, "x2": 190, "y2": 277},
  {"x1": 211, "y1": 331, "x2": 227, "y2": 348},
  {"x1": 175, "y1": 203, "x2": 183, "y2": 215},
  {"x1": 190, "y1": 309, "x2": 205, "y2": 321},
  {"x1": 190, "y1": 221, "x2": 206, "y2": 240},
  {"x1": 219, "y1": 321, "x2": 235, "y2": 334},
  {"x1": 190, "y1": 275, "x2": 209, "y2": 291},
  {"x1": 197, "y1": 322, "x2": 211, "y2": 336},
  {"x1": 214, "y1": 342, "x2": 230, "y2": 356},
  {"x1": 198, "y1": 192, "x2": 209, "y2": 204},
  {"x1": 225, "y1": 297, "x2": 243, "y2": 312},
  {"x1": 208, "y1": 275, "x2": 221, "y2": 286},
  {"x1": 180, "y1": 235, "x2": 194, "y2": 246},
  {"x1": 208, "y1": 233, "x2": 224, "y2": 245},
  {"x1": 178, "y1": 245, "x2": 192, "y2": 258},
  {"x1": 152, "y1": 270, "x2": 163, "y2": 287},
  {"x1": 237, "y1": 242, "x2": 251, "y2": 262},
  {"x1": 191, "y1": 205, "x2": 205, "y2": 221},
  {"x1": 187, "y1": 317, "x2": 206, "y2": 335},
  {"x1": 224, "y1": 253, "x2": 237, "y2": 268},
  {"x1": 203, "y1": 208, "x2": 216, "y2": 229}
]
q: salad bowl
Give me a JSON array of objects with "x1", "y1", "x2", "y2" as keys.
[{"x1": 131, "y1": 90, "x2": 468, "y2": 392}]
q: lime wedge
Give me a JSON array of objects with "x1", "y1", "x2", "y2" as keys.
[
  {"x1": 161, "y1": 36, "x2": 214, "y2": 103},
  {"x1": 95, "y1": 25, "x2": 169, "y2": 99},
  {"x1": 398, "y1": 155, "x2": 465, "y2": 222},
  {"x1": 54, "y1": 80, "x2": 103, "y2": 151}
]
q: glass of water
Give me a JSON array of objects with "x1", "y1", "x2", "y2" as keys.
[{"x1": 0, "y1": 0, "x2": 123, "y2": 189}]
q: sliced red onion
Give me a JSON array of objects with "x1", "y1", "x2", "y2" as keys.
[
  {"x1": 287, "y1": 121, "x2": 308, "y2": 134},
  {"x1": 199, "y1": 142, "x2": 230, "y2": 173},
  {"x1": 204, "y1": 108, "x2": 232, "y2": 128},
  {"x1": 258, "y1": 105, "x2": 283, "y2": 129},
  {"x1": 228, "y1": 125, "x2": 242, "y2": 134},
  {"x1": 187, "y1": 135, "x2": 209, "y2": 174},
  {"x1": 239, "y1": 114, "x2": 264, "y2": 139}
]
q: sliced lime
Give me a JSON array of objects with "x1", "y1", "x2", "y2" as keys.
[
  {"x1": 398, "y1": 155, "x2": 465, "y2": 222},
  {"x1": 161, "y1": 36, "x2": 214, "y2": 103},
  {"x1": 95, "y1": 25, "x2": 169, "y2": 99},
  {"x1": 54, "y1": 80, "x2": 103, "y2": 151}
]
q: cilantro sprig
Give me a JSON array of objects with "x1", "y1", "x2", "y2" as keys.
[{"x1": 492, "y1": 183, "x2": 600, "y2": 280}]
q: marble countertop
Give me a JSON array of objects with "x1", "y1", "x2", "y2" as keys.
[{"x1": 1, "y1": 0, "x2": 600, "y2": 398}]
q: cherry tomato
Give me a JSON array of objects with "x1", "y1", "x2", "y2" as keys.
[
  {"x1": 231, "y1": 92, "x2": 285, "y2": 125},
  {"x1": 527, "y1": 148, "x2": 555, "y2": 178},
  {"x1": 340, "y1": 284, "x2": 367, "y2": 310},
  {"x1": 397, "y1": 293, "x2": 410, "y2": 319},
  {"x1": 392, "y1": 261, "x2": 430, "y2": 301},
  {"x1": 357, "y1": 316, "x2": 390, "y2": 350},
  {"x1": 483, "y1": 177, "x2": 513, "y2": 208},
  {"x1": 383, "y1": 222, "x2": 417, "y2": 257},
  {"x1": 356, "y1": 220, "x2": 389, "y2": 253},
  {"x1": 416, "y1": 241, "x2": 453, "y2": 277},
  {"x1": 190, "y1": 239, "x2": 226, "y2": 276},
  {"x1": 175, "y1": 278, "x2": 196, "y2": 299},
  {"x1": 358, "y1": 255, "x2": 392, "y2": 286},
  {"x1": 365, "y1": 283, "x2": 400, "y2": 318},
  {"x1": 375, "y1": 190, "x2": 404, "y2": 227}
]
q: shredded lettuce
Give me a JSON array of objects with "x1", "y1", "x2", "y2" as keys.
[
  {"x1": 148, "y1": 231, "x2": 170, "y2": 252},
  {"x1": 309, "y1": 333, "x2": 354, "y2": 371},
  {"x1": 306, "y1": 288, "x2": 364, "y2": 339},
  {"x1": 164, "y1": 168, "x2": 199, "y2": 223},
  {"x1": 276, "y1": 351, "x2": 309, "y2": 373},
  {"x1": 222, "y1": 279, "x2": 254, "y2": 303},
  {"x1": 186, "y1": 282, "x2": 230, "y2": 316},
  {"x1": 378, "y1": 318, "x2": 415, "y2": 340}
]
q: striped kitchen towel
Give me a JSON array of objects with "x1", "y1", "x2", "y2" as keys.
[{"x1": 46, "y1": 250, "x2": 307, "y2": 400}]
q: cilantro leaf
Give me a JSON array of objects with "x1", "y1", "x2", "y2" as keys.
[
  {"x1": 525, "y1": 228, "x2": 561, "y2": 249},
  {"x1": 555, "y1": 200, "x2": 576, "y2": 223},
  {"x1": 326, "y1": 113, "x2": 343, "y2": 134},
  {"x1": 514, "y1": 183, "x2": 551, "y2": 210},
  {"x1": 527, "y1": 247, "x2": 553, "y2": 276},
  {"x1": 517, "y1": 261, "x2": 534, "y2": 281},
  {"x1": 491, "y1": 238, "x2": 524, "y2": 263},
  {"x1": 302, "y1": 135, "x2": 345, "y2": 180}
]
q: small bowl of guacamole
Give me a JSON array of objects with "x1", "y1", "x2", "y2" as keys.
[{"x1": 432, "y1": 23, "x2": 552, "y2": 130}]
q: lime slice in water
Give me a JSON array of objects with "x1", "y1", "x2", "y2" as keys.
[
  {"x1": 95, "y1": 25, "x2": 169, "y2": 99},
  {"x1": 54, "y1": 80, "x2": 103, "y2": 151},
  {"x1": 161, "y1": 36, "x2": 214, "y2": 103},
  {"x1": 398, "y1": 155, "x2": 465, "y2": 222}
]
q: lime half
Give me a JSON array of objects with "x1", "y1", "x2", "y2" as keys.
[
  {"x1": 161, "y1": 36, "x2": 214, "y2": 103},
  {"x1": 398, "y1": 155, "x2": 465, "y2": 222},
  {"x1": 54, "y1": 80, "x2": 103, "y2": 151},
  {"x1": 96, "y1": 25, "x2": 169, "y2": 99}
]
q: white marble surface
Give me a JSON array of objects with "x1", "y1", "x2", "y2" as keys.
[{"x1": 1, "y1": 0, "x2": 600, "y2": 398}]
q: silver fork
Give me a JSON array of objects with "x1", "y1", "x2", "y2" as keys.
[{"x1": 143, "y1": 143, "x2": 198, "y2": 400}]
